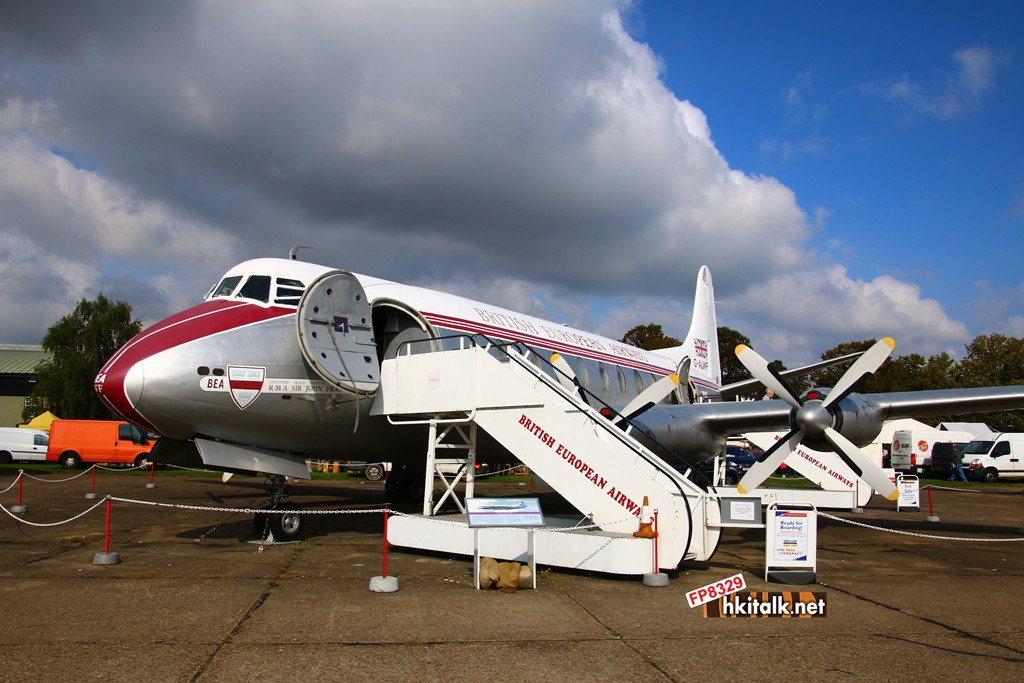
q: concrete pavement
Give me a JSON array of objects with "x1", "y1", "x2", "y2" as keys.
[{"x1": 2, "y1": 471, "x2": 1023, "y2": 681}]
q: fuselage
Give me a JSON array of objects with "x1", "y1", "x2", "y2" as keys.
[{"x1": 95, "y1": 258, "x2": 718, "y2": 463}]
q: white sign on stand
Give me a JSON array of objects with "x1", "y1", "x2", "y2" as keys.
[
  {"x1": 896, "y1": 474, "x2": 920, "y2": 511},
  {"x1": 765, "y1": 502, "x2": 817, "y2": 584},
  {"x1": 467, "y1": 498, "x2": 545, "y2": 590}
]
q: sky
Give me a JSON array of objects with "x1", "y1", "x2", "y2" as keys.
[{"x1": 0, "y1": 0, "x2": 1021, "y2": 366}]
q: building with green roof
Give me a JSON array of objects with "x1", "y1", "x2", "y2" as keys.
[{"x1": 0, "y1": 344, "x2": 52, "y2": 427}]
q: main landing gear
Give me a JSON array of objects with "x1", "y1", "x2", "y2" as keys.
[
  {"x1": 384, "y1": 463, "x2": 425, "y2": 506},
  {"x1": 254, "y1": 475, "x2": 305, "y2": 541}
]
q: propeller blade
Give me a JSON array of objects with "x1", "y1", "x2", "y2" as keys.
[
  {"x1": 737, "y1": 429, "x2": 802, "y2": 494},
  {"x1": 549, "y1": 353, "x2": 582, "y2": 399},
  {"x1": 735, "y1": 344, "x2": 801, "y2": 408},
  {"x1": 617, "y1": 373, "x2": 679, "y2": 424},
  {"x1": 824, "y1": 337, "x2": 895, "y2": 408},
  {"x1": 823, "y1": 426, "x2": 899, "y2": 500}
]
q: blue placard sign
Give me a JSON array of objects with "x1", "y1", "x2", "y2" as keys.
[{"x1": 466, "y1": 497, "x2": 545, "y2": 527}]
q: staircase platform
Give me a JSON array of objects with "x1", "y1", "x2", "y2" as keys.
[{"x1": 389, "y1": 513, "x2": 660, "y2": 575}]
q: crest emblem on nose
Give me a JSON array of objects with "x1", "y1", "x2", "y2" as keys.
[{"x1": 227, "y1": 365, "x2": 266, "y2": 410}]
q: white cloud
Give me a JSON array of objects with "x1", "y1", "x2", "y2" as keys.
[
  {"x1": 872, "y1": 45, "x2": 1012, "y2": 120},
  {"x1": 729, "y1": 265, "x2": 969, "y2": 363},
  {"x1": 0, "y1": 0, "x2": 985, "y2": 364}
]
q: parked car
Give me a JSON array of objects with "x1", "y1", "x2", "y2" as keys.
[
  {"x1": 928, "y1": 442, "x2": 970, "y2": 479},
  {"x1": 725, "y1": 445, "x2": 757, "y2": 472},
  {"x1": 959, "y1": 433, "x2": 1024, "y2": 482},
  {"x1": 0, "y1": 427, "x2": 49, "y2": 464}
]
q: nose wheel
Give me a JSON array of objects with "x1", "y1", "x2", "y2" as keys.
[{"x1": 254, "y1": 475, "x2": 305, "y2": 541}]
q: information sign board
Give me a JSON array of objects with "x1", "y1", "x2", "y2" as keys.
[
  {"x1": 467, "y1": 497, "x2": 545, "y2": 527},
  {"x1": 896, "y1": 475, "x2": 920, "y2": 511},
  {"x1": 765, "y1": 502, "x2": 817, "y2": 584}
]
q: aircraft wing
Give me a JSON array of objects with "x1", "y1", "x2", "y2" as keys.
[
  {"x1": 649, "y1": 384, "x2": 1024, "y2": 462},
  {"x1": 869, "y1": 385, "x2": 1024, "y2": 421}
]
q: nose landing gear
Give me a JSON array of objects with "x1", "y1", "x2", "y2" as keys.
[{"x1": 254, "y1": 475, "x2": 305, "y2": 541}]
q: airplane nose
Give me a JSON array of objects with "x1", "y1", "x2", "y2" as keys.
[
  {"x1": 95, "y1": 346, "x2": 156, "y2": 432},
  {"x1": 123, "y1": 360, "x2": 145, "y2": 407}
]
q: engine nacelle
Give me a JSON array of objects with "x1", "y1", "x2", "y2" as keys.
[{"x1": 799, "y1": 392, "x2": 887, "y2": 452}]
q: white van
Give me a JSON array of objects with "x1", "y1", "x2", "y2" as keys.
[
  {"x1": 891, "y1": 429, "x2": 974, "y2": 474},
  {"x1": 0, "y1": 427, "x2": 50, "y2": 464},
  {"x1": 960, "y1": 432, "x2": 1024, "y2": 482}
]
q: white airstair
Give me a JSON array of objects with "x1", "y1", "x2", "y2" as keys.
[{"x1": 378, "y1": 337, "x2": 722, "y2": 575}]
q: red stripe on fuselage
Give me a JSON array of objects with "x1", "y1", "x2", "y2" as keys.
[{"x1": 97, "y1": 300, "x2": 295, "y2": 430}]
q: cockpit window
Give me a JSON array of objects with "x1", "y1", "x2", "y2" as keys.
[
  {"x1": 274, "y1": 278, "x2": 305, "y2": 305},
  {"x1": 237, "y1": 275, "x2": 271, "y2": 303},
  {"x1": 210, "y1": 275, "x2": 242, "y2": 298}
]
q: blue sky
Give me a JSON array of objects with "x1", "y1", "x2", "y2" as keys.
[
  {"x1": 630, "y1": 1, "x2": 1023, "y2": 336},
  {"x1": 0, "y1": 0, "x2": 1021, "y2": 365}
]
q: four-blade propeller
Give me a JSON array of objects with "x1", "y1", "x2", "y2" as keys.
[{"x1": 735, "y1": 338, "x2": 899, "y2": 501}]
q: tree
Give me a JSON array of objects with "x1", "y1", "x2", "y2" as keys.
[
  {"x1": 717, "y1": 326, "x2": 751, "y2": 387},
  {"x1": 808, "y1": 340, "x2": 877, "y2": 390},
  {"x1": 620, "y1": 323, "x2": 680, "y2": 351},
  {"x1": 25, "y1": 295, "x2": 142, "y2": 421},
  {"x1": 950, "y1": 334, "x2": 1024, "y2": 431}
]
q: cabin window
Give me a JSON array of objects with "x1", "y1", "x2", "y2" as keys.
[
  {"x1": 574, "y1": 357, "x2": 590, "y2": 388},
  {"x1": 598, "y1": 363, "x2": 610, "y2": 391},
  {"x1": 617, "y1": 367, "x2": 627, "y2": 394},
  {"x1": 633, "y1": 369, "x2": 645, "y2": 394},
  {"x1": 210, "y1": 276, "x2": 241, "y2": 298},
  {"x1": 238, "y1": 275, "x2": 271, "y2": 303},
  {"x1": 274, "y1": 278, "x2": 305, "y2": 305}
]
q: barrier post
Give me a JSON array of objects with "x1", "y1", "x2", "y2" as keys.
[
  {"x1": 642, "y1": 508, "x2": 669, "y2": 587},
  {"x1": 146, "y1": 462, "x2": 157, "y2": 489},
  {"x1": 924, "y1": 485, "x2": 940, "y2": 522},
  {"x1": 92, "y1": 495, "x2": 120, "y2": 565},
  {"x1": 369, "y1": 506, "x2": 398, "y2": 592},
  {"x1": 382, "y1": 505, "x2": 390, "y2": 578},
  {"x1": 86, "y1": 466, "x2": 98, "y2": 499},
  {"x1": 11, "y1": 469, "x2": 28, "y2": 513}
]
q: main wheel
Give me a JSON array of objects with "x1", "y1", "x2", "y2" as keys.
[
  {"x1": 267, "y1": 502, "x2": 304, "y2": 541},
  {"x1": 60, "y1": 451, "x2": 82, "y2": 469}
]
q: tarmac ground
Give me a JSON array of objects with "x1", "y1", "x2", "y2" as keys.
[{"x1": 2, "y1": 468, "x2": 1023, "y2": 682}]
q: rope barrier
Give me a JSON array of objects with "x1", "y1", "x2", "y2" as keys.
[
  {"x1": 0, "y1": 497, "x2": 109, "y2": 527},
  {"x1": 926, "y1": 483, "x2": 1024, "y2": 495},
  {"x1": 1, "y1": 470, "x2": 21, "y2": 494},
  {"x1": 20, "y1": 467, "x2": 96, "y2": 483},
  {"x1": 1, "y1": 489, "x2": 626, "y2": 537},
  {"x1": 819, "y1": 511, "x2": 1024, "y2": 542}
]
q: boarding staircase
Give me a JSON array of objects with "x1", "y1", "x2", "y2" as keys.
[{"x1": 378, "y1": 337, "x2": 722, "y2": 574}]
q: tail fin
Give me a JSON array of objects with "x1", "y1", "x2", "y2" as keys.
[{"x1": 653, "y1": 266, "x2": 721, "y2": 397}]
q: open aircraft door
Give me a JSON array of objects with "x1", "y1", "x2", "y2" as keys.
[{"x1": 296, "y1": 270, "x2": 381, "y2": 394}]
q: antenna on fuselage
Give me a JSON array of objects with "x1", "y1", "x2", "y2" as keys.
[{"x1": 289, "y1": 245, "x2": 313, "y2": 260}]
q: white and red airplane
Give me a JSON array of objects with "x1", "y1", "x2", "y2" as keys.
[{"x1": 94, "y1": 250, "x2": 1024, "y2": 539}]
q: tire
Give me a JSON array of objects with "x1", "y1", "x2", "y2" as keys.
[
  {"x1": 384, "y1": 474, "x2": 404, "y2": 503},
  {"x1": 983, "y1": 468, "x2": 998, "y2": 484},
  {"x1": 268, "y1": 502, "x2": 304, "y2": 541},
  {"x1": 364, "y1": 463, "x2": 385, "y2": 481},
  {"x1": 0, "y1": 451, "x2": 12, "y2": 465},
  {"x1": 60, "y1": 451, "x2": 82, "y2": 469},
  {"x1": 134, "y1": 453, "x2": 152, "y2": 469}
]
